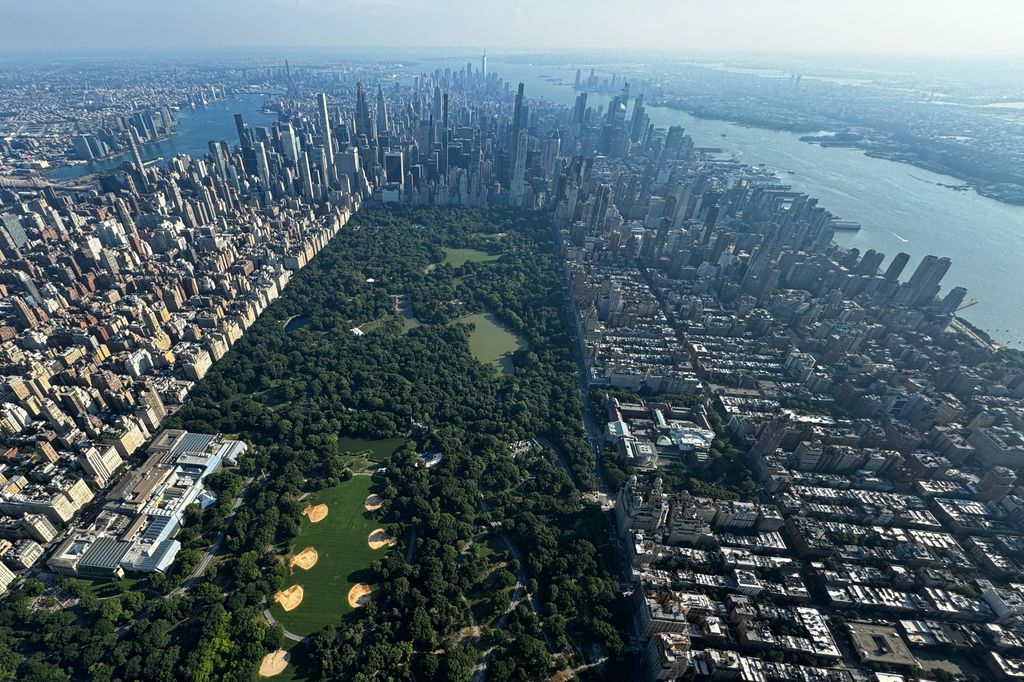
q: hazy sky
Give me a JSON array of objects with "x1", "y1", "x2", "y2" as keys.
[{"x1": 7, "y1": 0, "x2": 1024, "y2": 56}]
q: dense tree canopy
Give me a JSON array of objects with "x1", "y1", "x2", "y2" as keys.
[{"x1": 0, "y1": 207, "x2": 625, "y2": 681}]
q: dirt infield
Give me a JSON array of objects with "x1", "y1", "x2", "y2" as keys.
[
  {"x1": 367, "y1": 528, "x2": 396, "y2": 550},
  {"x1": 363, "y1": 493, "x2": 384, "y2": 511},
  {"x1": 273, "y1": 584, "x2": 304, "y2": 611},
  {"x1": 258, "y1": 649, "x2": 290, "y2": 677},
  {"x1": 347, "y1": 583, "x2": 374, "y2": 608},
  {"x1": 302, "y1": 503, "x2": 328, "y2": 523},
  {"x1": 289, "y1": 546, "x2": 318, "y2": 571}
]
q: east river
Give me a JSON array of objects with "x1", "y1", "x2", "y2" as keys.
[{"x1": 48, "y1": 63, "x2": 1024, "y2": 347}]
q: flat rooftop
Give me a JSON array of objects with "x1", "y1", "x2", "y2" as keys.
[{"x1": 848, "y1": 622, "x2": 917, "y2": 668}]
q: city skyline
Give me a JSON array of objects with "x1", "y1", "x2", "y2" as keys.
[
  {"x1": 6, "y1": 0, "x2": 1024, "y2": 56},
  {"x1": 3, "y1": 8, "x2": 1024, "y2": 679}
]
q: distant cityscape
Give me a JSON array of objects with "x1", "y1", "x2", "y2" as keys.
[{"x1": 0, "y1": 49, "x2": 1023, "y2": 682}]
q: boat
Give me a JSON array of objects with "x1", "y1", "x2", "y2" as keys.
[{"x1": 832, "y1": 221, "x2": 862, "y2": 232}]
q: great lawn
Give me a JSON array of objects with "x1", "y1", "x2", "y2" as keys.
[{"x1": 269, "y1": 477, "x2": 384, "y2": 637}]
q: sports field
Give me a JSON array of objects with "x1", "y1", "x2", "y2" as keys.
[
  {"x1": 337, "y1": 436, "x2": 408, "y2": 461},
  {"x1": 269, "y1": 477, "x2": 384, "y2": 637},
  {"x1": 441, "y1": 247, "x2": 500, "y2": 267}
]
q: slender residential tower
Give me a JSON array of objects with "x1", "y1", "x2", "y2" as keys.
[{"x1": 317, "y1": 93, "x2": 334, "y2": 162}]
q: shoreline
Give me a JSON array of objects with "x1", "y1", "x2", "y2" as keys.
[
  {"x1": 651, "y1": 100, "x2": 1024, "y2": 207},
  {"x1": 40, "y1": 93, "x2": 270, "y2": 183}
]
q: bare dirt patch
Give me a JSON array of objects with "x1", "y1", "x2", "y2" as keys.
[
  {"x1": 273, "y1": 584, "x2": 304, "y2": 611},
  {"x1": 347, "y1": 583, "x2": 375, "y2": 608},
  {"x1": 259, "y1": 649, "x2": 290, "y2": 677},
  {"x1": 302, "y1": 503, "x2": 328, "y2": 523},
  {"x1": 367, "y1": 528, "x2": 396, "y2": 550},
  {"x1": 289, "y1": 546, "x2": 318, "y2": 571}
]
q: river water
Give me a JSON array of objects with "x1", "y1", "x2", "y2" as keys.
[
  {"x1": 46, "y1": 94, "x2": 276, "y2": 182},
  {"x1": 46, "y1": 64, "x2": 1024, "y2": 347},
  {"x1": 482, "y1": 59, "x2": 1024, "y2": 349}
]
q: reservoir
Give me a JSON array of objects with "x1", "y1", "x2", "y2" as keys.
[{"x1": 482, "y1": 58, "x2": 1024, "y2": 349}]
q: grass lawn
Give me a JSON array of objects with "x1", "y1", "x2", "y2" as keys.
[
  {"x1": 337, "y1": 436, "x2": 409, "y2": 462},
  {"x1": 441, "y1": 247, "x2": 501, "y2": 268},
  {"x1": 269, "y1": 477, "x2": 384, "y2": 637},
  {"x1": 67, "y1": 577, "x2": 144, "y2": 599},
  {"x1": 398, "y1": 309, "x2": 422, "y2": 332},
  {"x1": 358, "y1": 311, "x2": 422, "y2": 335},
  {"x1": 455, "y1": 312, "x2": 527, "y2": 375},
  {"x1": 269, "y1": 639, "x2": 317, "y2": 682}
]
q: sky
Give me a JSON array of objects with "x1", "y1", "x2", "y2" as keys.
[{"x1": 5, "y1": 0, "x2": 1024, "y2": 56}]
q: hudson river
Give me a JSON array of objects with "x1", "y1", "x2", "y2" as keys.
[{"x1": 483, "y1": 59, "x2": 1024, "y2": 349}]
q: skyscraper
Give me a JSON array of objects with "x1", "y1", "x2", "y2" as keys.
[
  {"x1": 234, "y1": 113, "x2": 257, "y2": 174},
  {"x1": 895, "y1": 255, "x2": 952, "y2": 307},
  {"x1": 481, "y1": 52, "x2": 487, "y2": 83},
  {"x1": 300, "y1": 151, "x2": 315, "y2": 202},
  {"x1": 511, "y1": 82, "x2": 525, "y2": 146},
  {"x1": 629, "y1": 93, "x2": 646, "y2": 143},
  {"x1": 441, "y1": 93, "x2": 449, "y2": 177},
  {"x1": 355, "y1": 83, "x2": 373, "y2": 139},
  {"x1": 884, "y1": 252, "x2": 911, "y2": 282},
  {"x1": 234, "y1": 113, "x2": 251, "y2": 151},
  {"x1": 938, "y1": 286, "x2": 968, "y2": 315},
  {"x1": 510, "y1": 132, "x2": 528, "y2": 207},
  {"x1": 317, "y1": 93, "x2": 335, "y2": 163},
  {"x1": 573, "y1": 92, "x2": 588, "y2": 125},
  {"x1": 376, "y1": 85, "x2": 390, "y2": 135},
  {"x1": 384, "y1": 151, "x2": 404, "y2": 187},
  {"x1": 432, "y1": 85, "x2": 442, "y2": 123},
  {"x1": 255, "y1": 140, "x2": 272, "y2": 188},
  {"x1": 281, "y1": 122, "x2": 299, "y2": 162}
]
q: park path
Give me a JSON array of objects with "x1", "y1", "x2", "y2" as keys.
[
  {"x1": 469, "y1": 488, "x2": 562, "y2": 682},
  {"x1": 263, "y1": 606, "x2": 305, "y2": 642}
]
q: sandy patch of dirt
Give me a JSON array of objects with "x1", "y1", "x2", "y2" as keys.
[
  {"x1": 289, "y1": 546, "x2": 318, "y2": 570},
  {"x1": 347, "y1": 583, "x2": 375, "y2": 608},
  {"x1": 259, "y1": 650, "x2": 290, "y2": 677},
  {"x1": 302, "y1": 504, "x2": 328, "y2": 523},
  {"x1": 367, "y1": 528, "x2": 396, "y2": 550},
  {"x1": 273, "y1": 584, "x2": 304, "y2": 611}
]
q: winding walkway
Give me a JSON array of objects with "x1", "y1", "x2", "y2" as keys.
[{"x1": 263, "y1": 606, "x2": 306, "y2": 642}]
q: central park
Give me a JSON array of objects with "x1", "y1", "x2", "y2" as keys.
[
  {"x1": 155, "y1": 206, "x2": 625, "y2": 681},
  {"x1": 0, "y1": 207, "x2": 625, "y2": 682}
]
